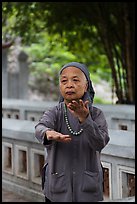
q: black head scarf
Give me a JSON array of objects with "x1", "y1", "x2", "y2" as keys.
[{"x1": 59, "y1": 62, "x2": 95, "y2": 108}]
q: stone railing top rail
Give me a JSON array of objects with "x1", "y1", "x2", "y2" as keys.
[
  {"x1": 2, "y1": 118, "x2": 135, "y2": 159},
  {"x1": 2, "y1": 98, "x2": 57, "y2": 111},
  {"x1": 2, "y1": 98, "x2": 135, "y2": 119}
]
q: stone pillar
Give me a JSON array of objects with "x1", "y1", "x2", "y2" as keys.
[
  {"x1": 2, "y1": 48, "x2": 8, "y2": 98},
  {"x1": 8, "y1": 72, "x2": 19, "y2": 98},
  {"x1": 18, "y1": 51, "x2": 29, "y2": 99}
]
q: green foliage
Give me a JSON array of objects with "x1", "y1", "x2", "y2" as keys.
[
  {"x1": 3, "y1": 2, "x2": 111, "y2": 83},
  {"x1": 22, "y1": 31, "x2": 111, "y2": 100},
  {"x1": 24, "y1": 32, "x2": 77, "y2": 74},
  {"x1": 23, "y1": 31, "x2": 110, "y2": 80},
  {"x1": 94, "y1": 97, "x2": 111, "y2": 104}
]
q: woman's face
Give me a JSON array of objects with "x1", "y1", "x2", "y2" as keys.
[{"x1": 59, "y1": 66, "x2": 88, "y2": 103}]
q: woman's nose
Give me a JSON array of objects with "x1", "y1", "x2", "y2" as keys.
[{"x1": 66, "y1": 80, "x2": 74, "y2": 88}]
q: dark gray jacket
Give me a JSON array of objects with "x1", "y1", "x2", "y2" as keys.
[{"x1": 35, "y1": 102, "x2": 110, "y2": 202}]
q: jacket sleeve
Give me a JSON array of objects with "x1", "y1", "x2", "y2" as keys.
[
  {"x1": 35, "y1": 106, "x2": 58, "y2": 146},
  {"x1": 80, "y1": 107, "x2": 110, "y2": 152}
]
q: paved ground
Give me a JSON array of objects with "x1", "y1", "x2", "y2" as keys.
[
  {"x1": 2, "y1": 188, "x2": 32, "y2": 202},
  {"x1": 2, "y1": 188, "x2": 135, "y2": 202}
]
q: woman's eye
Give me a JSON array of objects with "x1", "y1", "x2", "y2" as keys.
[{"x1": 61, "y1": 80, "x2": 67, "y2": 83}]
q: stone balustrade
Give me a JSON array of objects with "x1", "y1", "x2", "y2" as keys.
[
  {"x1": 2, "y1": 118, "x2": 135, "y2": 202},
  {"x1": 2, "y1": 99, "x2": 135, "y2": 131}
]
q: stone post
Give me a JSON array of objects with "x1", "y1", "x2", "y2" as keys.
[
  {"x1": 8, "y1": 72, "x2": 19, "y2": 98},
  {"x1": 2, "y1": 48, "x2": 8, "y2": 98},
  {"x1": 18, "y1": 51, "x2": 29, "y2": 99}
]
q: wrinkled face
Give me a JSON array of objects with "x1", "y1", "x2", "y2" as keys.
[{"x1": 59, "y1": 66, "x2": 88, "y2": 103}]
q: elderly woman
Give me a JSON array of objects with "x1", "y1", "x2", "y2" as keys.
[{"x1": 35, "y1": 62, "x2": 110, "y2": 202}]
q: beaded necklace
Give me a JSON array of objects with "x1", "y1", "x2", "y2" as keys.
[{"x1": 64, "y1": 103, "x2": 83, "y2": 136}]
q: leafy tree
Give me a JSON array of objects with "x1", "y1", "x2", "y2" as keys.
[
  {"x1": 2, "y1": 2, "x2": 135, "y2": 104},
  {"x1": 23, "y1": 32, "x2": 110, "y2": 101},
  {"x1": 23, "y1": 32, "x2": 78, "y2": 99}
]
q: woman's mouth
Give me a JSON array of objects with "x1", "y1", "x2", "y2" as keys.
[{"x1": 65, "y1": 91, "x2": 75, "y2": 95}]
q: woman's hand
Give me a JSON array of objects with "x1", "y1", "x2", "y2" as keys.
[
  {"x1": 67, "y1": 99, "x2": 89, "y2": 123},
  {"x1": 46, "y1": 130, "x2": 71, "y2": 142}
]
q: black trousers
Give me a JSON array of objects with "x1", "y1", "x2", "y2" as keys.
[{"x1": 45, "y1": 197, "x2": 52, "y2": 202}]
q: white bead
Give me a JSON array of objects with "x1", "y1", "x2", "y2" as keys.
[{"x1": 64, "y1": 104, "x2": 83, "y2": 136}]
